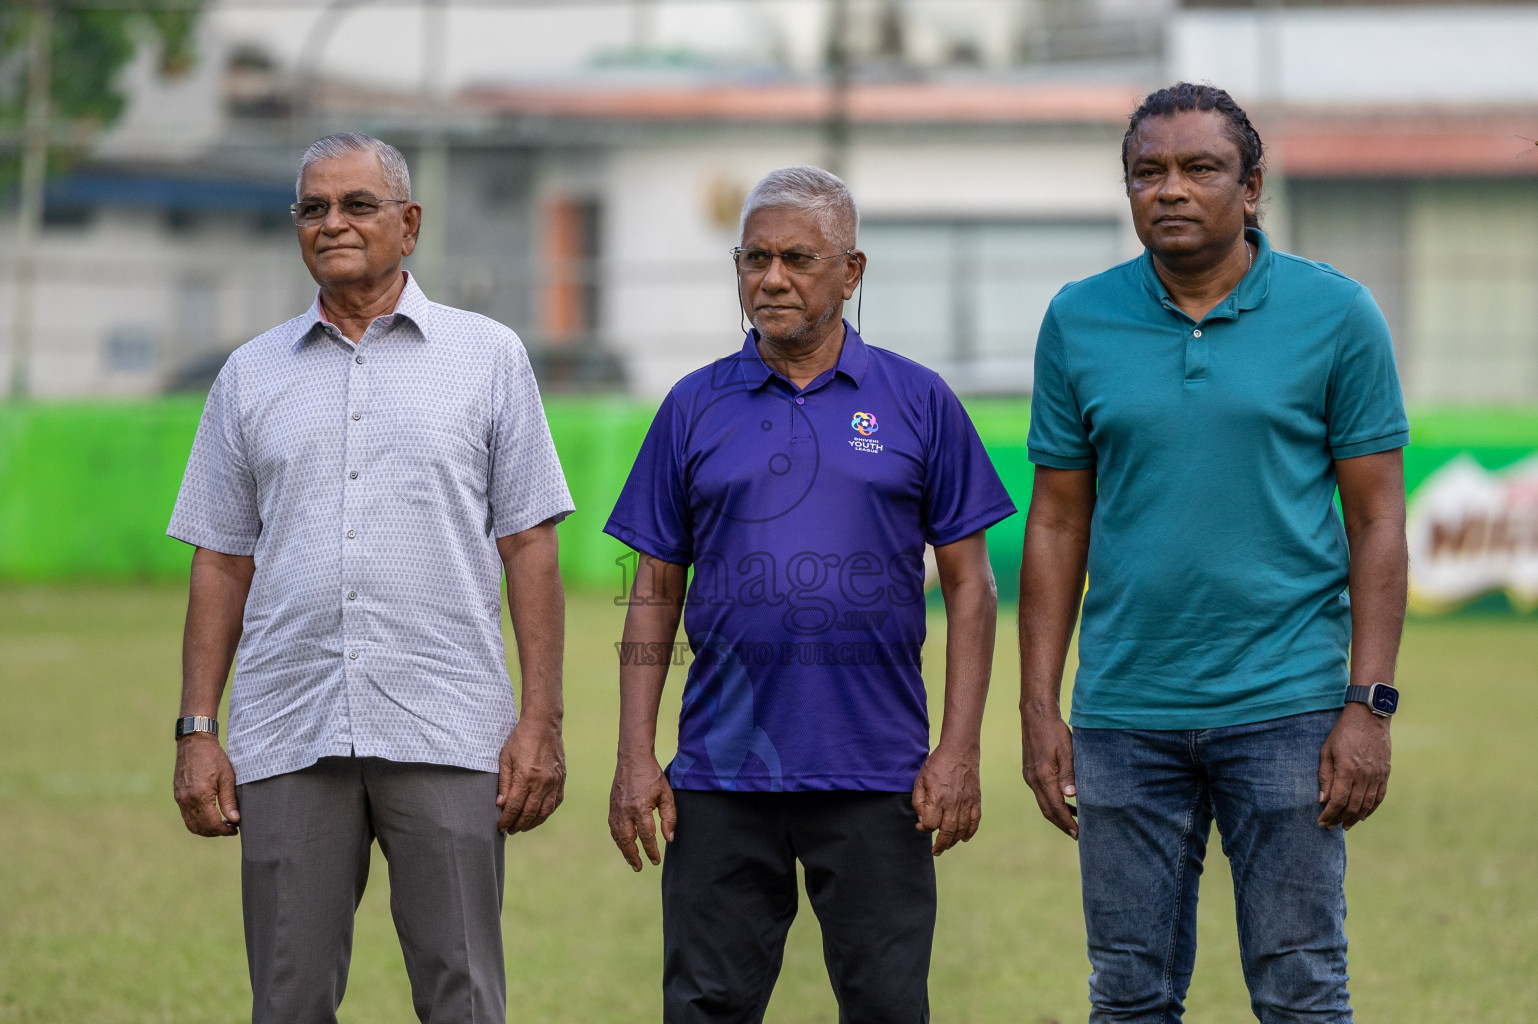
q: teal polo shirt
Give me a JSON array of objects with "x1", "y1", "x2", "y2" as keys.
[{"x1": 1029, "y1": 228, "x2": 1408, "y2": 730}]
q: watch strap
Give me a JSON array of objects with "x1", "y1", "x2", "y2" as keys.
[
  {"x1": 1344, "y1": 684, "x2": 1374, "y2": 706},
  {"x1": 175, "y1": 715, "x2": 219, "y2": 740}
]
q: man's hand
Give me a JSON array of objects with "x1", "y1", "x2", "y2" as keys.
[
  {"x1": 1022, "y1": 706, "x2": 1078, "y2": 840},
  {"x1": 912, "y1": 744, "x2": 981, "y2": 856},
  {"x1": 496, "y1": 718, "x2": 566, "y2": 835},
  {"x1": 608, "y1": 755, "x2": 677, "y2": 871},
  {"x1": 1317, "y1": 704, "x2": 1391, "y2": 830},
  {"x1": 173, "y1": 733, "x2": 240, "y2": 837}
]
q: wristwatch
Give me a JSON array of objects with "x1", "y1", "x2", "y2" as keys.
[
  {"x1": 174, "y1": 715, "x2": 219, "y2": 740},
  {"x1": 1345, "y1": 682, "x2": 1399, "y2": 718}
]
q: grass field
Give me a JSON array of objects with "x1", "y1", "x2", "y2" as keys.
[{"x1": 1, "y1": 583, "x2": 1535, "y2": 1023}]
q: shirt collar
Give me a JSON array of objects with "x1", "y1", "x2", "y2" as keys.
[
  {"x1": 733, "y1": 319, "x2": 870, "y2": 392},
  {"x1": 296, "y1": 271, "x2": 432, "y2": 348},
  {"x1": 1139, "y1": 226, "x2": 1274, "y2": 322}
]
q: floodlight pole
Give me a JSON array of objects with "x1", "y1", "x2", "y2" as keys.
[
  {"x1": 11, "y1": 0, "x2": 52, "y2": 401},
  {"x1": 1257, "y1": 0, "x2": 1289, "y2": 250},
  {"x1": 413, "y1": 0, "x2": 450, "y2": 297},
  {"x1": 824, "y1": 0, "x2": 851, "y2": 179}
]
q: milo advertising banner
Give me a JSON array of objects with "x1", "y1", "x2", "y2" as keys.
[
  {"x1": 1407, "y1": 455, "x2": 1538, "y2": 614},
  {"x1": 1402, "y1": 410, "x2": 1538, "y2": 617}
]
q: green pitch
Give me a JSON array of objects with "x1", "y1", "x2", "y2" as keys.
[{"x1": 1, "y1": 585, "x2": 1534, "y2": 1022}]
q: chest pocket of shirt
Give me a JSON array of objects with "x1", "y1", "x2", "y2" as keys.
[{"x1": 383, "y1": 424, "x2": 490, "y2": 520}]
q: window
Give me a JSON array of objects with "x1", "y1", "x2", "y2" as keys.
[{"x1": 857, "y1": 219, "x2": 1121, "y2": 393}]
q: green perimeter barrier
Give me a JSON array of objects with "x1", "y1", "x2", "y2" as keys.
[{"x1": 1, "y1": 399, "x2": 1534, "y2": 608}]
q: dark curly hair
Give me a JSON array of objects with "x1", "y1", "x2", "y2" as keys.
[{"x1": 1121, "y1": 82, "x2": 1266, "y2": 228}]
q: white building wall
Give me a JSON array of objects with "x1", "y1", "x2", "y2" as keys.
[
  {"x1": 588, "y1": 130, "x2": 1134, "y2": 395},
  {"x1": 1170, "y1": 6, "x2": 1538, "y2": 105},
  {"x1": 0, "y1": 211, "x2": 311, "y2": 399}
]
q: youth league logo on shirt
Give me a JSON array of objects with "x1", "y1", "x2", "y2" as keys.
[{"x1": 849, "y1": 411, "x2": 882, "y2": 453}]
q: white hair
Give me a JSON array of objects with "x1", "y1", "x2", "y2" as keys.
[
  {"x1": 295, "y1": 132, "x2": 412, "y2": 200},
  {"x1": 739, "y1": 165, "x2": 859, "y2": 249}
]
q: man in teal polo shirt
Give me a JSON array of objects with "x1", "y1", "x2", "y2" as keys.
[{"x1": 1019, "y1": 83, "x2": 1408, "y2": 1022}]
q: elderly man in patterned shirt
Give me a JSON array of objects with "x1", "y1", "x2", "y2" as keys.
[{"x1": 167, "y1": 133, "x2": 573, "y2": 1024}]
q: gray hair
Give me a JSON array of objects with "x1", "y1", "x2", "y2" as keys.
[
  {"x1": 295, "y1": 132, "x2": 412, "y2": 200},
  {"x1": 739, "y1": 165, "x2": 858, "y2": 249}
]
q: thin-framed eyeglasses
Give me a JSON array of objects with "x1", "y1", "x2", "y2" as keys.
[
  {"x1": 290, "y1": 194, "x2": 408, "y2": 226},
  {"x1": 730, "y1": 247, "x2": 856, "y2": 274}
]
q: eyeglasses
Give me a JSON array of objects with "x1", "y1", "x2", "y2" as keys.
[
  {"x1": 730, "y1": 247, "x2": 855, "y2": 274},
  {"x1": 290, "y1": 194, "x2": 408, "y2": 226}
]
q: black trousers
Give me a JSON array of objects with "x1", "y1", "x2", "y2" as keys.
[{"x1": 662, "y1": 790, "x2": 936, "y2": 1024}]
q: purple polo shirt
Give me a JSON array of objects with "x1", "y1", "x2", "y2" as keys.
[{"x1": 605, "y1": 324, "x2": 1016, "y2": 792}]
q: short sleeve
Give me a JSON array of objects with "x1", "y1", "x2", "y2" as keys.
[
  {"x1": 167, "y1": 358, "x2": 262, "y2": 556},
  {"x1": 1027, "y1": 305, "x2": 1096, "y2": 470},
  {"x1": 604, "y1": 392, "x2": 694, "y2": 565},
  {"x1": 489, "y1": 339, "x2": 575, "y2": 536},
  {"x1": 1327, "y1": 287, "x2": 1410, "y2": 460},
  {"x1": 921, "y1": 376, "x2": 1017, "y2": 547}
]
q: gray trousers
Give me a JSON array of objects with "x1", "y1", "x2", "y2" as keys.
[{"x1": 237, "y1": 757, "x2": 506, "y2": 1024}]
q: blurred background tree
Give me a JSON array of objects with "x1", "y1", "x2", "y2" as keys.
[{"x1": 0, "y1": 0, "x2": 207, "y2": 191}]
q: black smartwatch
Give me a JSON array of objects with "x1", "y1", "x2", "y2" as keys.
[{"x1": 1345, "y1": 682, "x2": 1398, "y2": 718}]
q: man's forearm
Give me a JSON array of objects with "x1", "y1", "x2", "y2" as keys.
[
  {"x1": 617, "y1": 556, "x2": 687, "y2": 760},
  {"x1": 935, "y1": 538, "x2": 997, "y2": 753},
  {"x1": 1018, "y1": 524, "x2": 1088, "y2": 717},
  {"x1": 1336, "y1": 450, "x2": 1408, "y2": 692},
  {"x1": 617, "y1": 601, "x2": 683, "y2": 759},
  {"x1": 1346, "y1": 517, "x2": 1408, "y2": 687},
  {"x1": 502, "y1": 524, "x2": 566, "y2": 727},
  {"x1": 180, "y1": 548, "x2": 255, "y2": 718}
]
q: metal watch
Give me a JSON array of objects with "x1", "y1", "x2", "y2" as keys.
[
  {"x1": 174, "y1": 715, "x2": 219, "y2": 740},
  {"x1": 1345, "y1": 682, "x2": 1399, "y2": 718}
]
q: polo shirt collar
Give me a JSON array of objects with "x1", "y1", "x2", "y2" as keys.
[
  {"x1": 735, "y1": 319, "x2": 870, "y2": 391},
  {"x1": 296, "y1": 271, "x2": 432, "y2": 348},
  {"x1": 1139, "y1": 226, "x2": 1274, "y2": 322}
]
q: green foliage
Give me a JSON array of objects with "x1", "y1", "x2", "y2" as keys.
[{"x1": 0, "y1": 1, "x2": 207, "y2": 192}]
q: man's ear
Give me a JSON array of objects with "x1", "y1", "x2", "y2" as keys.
[
  {"x1": 843, "y1": 250, "x2": 866, "y2": 301},
  {"x1": 1243, "y1": 168, "x2": 1263, "y2": 220},
  {"x1": 401, "y1": 202, "x2": 423, "y2": 257}
]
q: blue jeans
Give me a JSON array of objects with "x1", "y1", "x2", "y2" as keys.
[{"x1": 1074, "y1": 710, "x2": 1351, "y2": 1024}]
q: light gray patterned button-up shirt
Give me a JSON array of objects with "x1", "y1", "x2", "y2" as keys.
[{"x1": 168, "y1": 274, "x2": 574, "y2": 784}]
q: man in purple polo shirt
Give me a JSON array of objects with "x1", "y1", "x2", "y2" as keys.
[{"x1": 605, "y1": 166, "x2": 1016, "y2": 1022}]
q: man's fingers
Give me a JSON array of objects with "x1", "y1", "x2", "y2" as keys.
[
  {"x1": 929, "y1": 808, "x2": 956, "y2": 854},
  {"x1": 498, "y1": 776, "x2": 533, "y2": 833},
  {"x1": 609, "y1": 817, "x2": 643, "y2": 872},
  {"x1": 1318, "y1": 774, "x2": 1352, "y2": 828},
  {"x1": 1317, "y1": 748, "x2": 1336, "y2": 806},
  {"x1": 659, "y1": 786, "x2": 678, "y2": 844},
  {"x1": 1025, "y1": 772, "x2": 1078, "y2": 839},
  {"x1": 507, "y1": 777, "x2": 561, "y2": 833},
  {"x1": 962, "y1": 800, "x2": 982, "y2": 843},
  {"x1": 637, "y1": 810, "x2": 662, "y2": 866},
  {"x1": 216, "y1": 763, "x2": 240, "y2": 829},
  {"x1": 911, "y1": 778, "x2": 942, "y2": 833}
]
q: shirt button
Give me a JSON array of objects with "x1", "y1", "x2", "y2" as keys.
[
  {"x1": 349, "y1": 470, "x2": 358, "y2": 479},
  {"x1": 795, "y1": 396, "x2": 805, "y2": 405},
  {"x1": 1193, "y1": 329, "x2": 1202, "y2": 338},
  {"x1": 348, "y1": 591, "x2": 357, "y2": 601},
  {"x1": 355, "y1": 355, "x2": 364, "y2": 364},
  {"x1": 352, "y1": 412, "x2": 361, "y2": 421},
  {"x1": 349, "y1": 651, "x2": 358, "y2": 660},
  {"x1": 347, "y1": 529, "x2": 356, "y2": 539}
]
